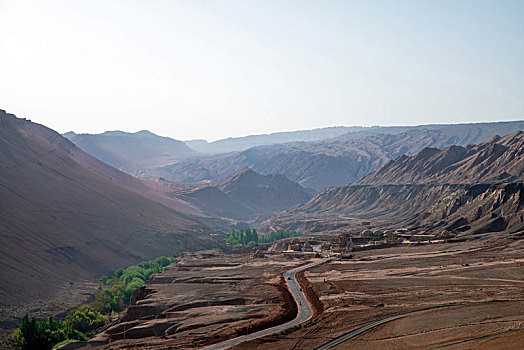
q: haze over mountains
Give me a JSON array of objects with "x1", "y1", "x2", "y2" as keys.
[
  {"x1": 184, "y1": 126, "x2": 366, "y2": 153},
  {"x1": 64, "y1": 130, "x2": 196, "y2": 174},
  {"x1": 65, "y1": 121, "x2": 524, "y2": 191}
]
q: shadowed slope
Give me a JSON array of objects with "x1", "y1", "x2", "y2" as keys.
[
  {"x1": 0, "y1": 110, "x2": 216, "y2": 323},
  {"x1": 64, "y1": 130, "x2": 197, "y2": 175}
]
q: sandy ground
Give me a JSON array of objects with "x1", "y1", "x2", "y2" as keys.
[{"x1": 233, "y1": 235, "x2": 523, "y2": 349}]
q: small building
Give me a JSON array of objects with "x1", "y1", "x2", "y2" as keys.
[{"x1": 361, "y1": 229, "x2": 374, "y2": 237}]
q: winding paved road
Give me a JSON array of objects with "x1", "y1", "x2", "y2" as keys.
[{"x1": 205, "y1": 254, "x2": 332, "y2": 350}]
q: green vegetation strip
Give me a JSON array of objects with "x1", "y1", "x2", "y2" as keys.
[
  {"x1": 226, "y1": 229, "x2": 302, "y2": 248},
  {"x1": 13, "y1": 256, "x2": 176, "y2": 350}
]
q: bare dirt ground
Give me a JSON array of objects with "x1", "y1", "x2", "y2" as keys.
[
  {"x1": 7, "y1": 235, "x2": 520, "y2": 350},
  {"x1": 233, "y1": 234, "x2": 523, "y2": 349},
  {"x1": 94, "y1": 250, "x2": 317, "y2": 349}
]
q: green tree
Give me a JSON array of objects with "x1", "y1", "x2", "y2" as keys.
[
  {"x1": 13, "y1": 314, "x2": 86, "y2": 350},
  {"x1": 65, "y1": 306, "x2": 108, "y2": 334}
]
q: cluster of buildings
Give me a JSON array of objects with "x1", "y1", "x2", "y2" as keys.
[{"x1": 266, "y1": 222, "x2": 449, "y2": 255}]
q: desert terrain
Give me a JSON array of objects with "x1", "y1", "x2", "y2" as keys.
[
  {"x1": 232, "y1": 234, "x2": 523, "y2": 349},
  {"x1": 86, "y1": 250, "x2": 324, "y2": 349},
  {"x1": 76, "y1": 231, "x2": 522, "y2": 350}
]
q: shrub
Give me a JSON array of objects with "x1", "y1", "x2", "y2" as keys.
[
  {"x1": 13, "y1": 314, "x2": 85, "y2": 350},
  {"x1": 65, "y1": 306, "x2": 108, "y2": 334}
]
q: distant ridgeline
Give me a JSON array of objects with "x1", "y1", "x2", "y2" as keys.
[{"x1": 225, "y1": 229, "x2": 302, "y2": 248}]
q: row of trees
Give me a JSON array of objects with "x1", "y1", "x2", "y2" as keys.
[
  {"x1": 225, "y1": 229, "x2": 259, "y2": 247},
  {"x1": 13, "y1": 256, "x2": 176, "y2": 349},
  {"x1": 66, "y1": 256, "x2": 176, "y2": 334},
  {"x1": 259, "y1": 229, "x2": 302, "y2": 243},
  {"x1": 225, "y1": 229, "x2": 302, "y2": 248},
  {"x1": 12, "y1": 315, "x2": 85, "y2": 350}
]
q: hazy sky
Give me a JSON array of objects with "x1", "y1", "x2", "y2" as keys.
[{"x1": 1, "y1": 1, "x2": 523, "y2": 141}]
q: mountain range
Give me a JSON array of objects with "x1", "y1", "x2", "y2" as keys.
[
  {"x1": 63, "y1": 130, "x2": 197, "y2": 174},
  {"x1": 184, "y1": 126, "x2": 366, "y2": 153},
  {"x1": 276, "y1": 131, "x2": 524, "y2": 237},
  {"x1": 4, "y1": 107, "x2": 524, "y2": 330},
  {"x1": 65, "y1": 121, "x2": 524, "y2": 192}
]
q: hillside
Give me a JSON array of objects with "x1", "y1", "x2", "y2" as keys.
[
  {"x1": 156, "y1": 129, "x2": 465, "y2": 191},
  {"x1": 358, "y1": 131, "x2": 524, "y2": 185},
  {"x1": 64, "y1": 130, "x2": 197, "y2": 174},
  {"x1": 148, "y1": 168, "x2": 313, "y2": 221},
  {"x1": 0, "y1": 110, "x2": 216, "y2": 326},
  {"x1": 269, "y1": 131, "x2": 524, "y2": 237}
]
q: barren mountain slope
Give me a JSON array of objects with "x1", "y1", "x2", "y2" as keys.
[
  {"x1": 64, "y1": 130, "x2": 197, "y2": 174},
  {"x1": 359, "y1": 131, "x2": 524, "y2": 185},
  {"x1": 0, "y1": 110, "x2": 217, "y2": 325},
  {"x1": 157, "y1": 129, "x2": 461, "y2": 191},
  {"x1": 271, "y1": 131, "x2": 524, "y2": 236}
]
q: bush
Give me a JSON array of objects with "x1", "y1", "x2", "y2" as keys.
[
  {"x1": 65, "y1": 306, "x2": 108, "y2": 334},
  {"x1": 13, "y1": 314, "x2": 85, "y2": 350}
]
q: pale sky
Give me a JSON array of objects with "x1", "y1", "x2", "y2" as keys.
[{"x1": 0, "y1": 1, "x2": 523, "y2": 141}]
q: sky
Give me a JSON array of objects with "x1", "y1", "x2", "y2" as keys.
[{"x1": 0, "y1": 1, "x2": 523, "y2": 141}]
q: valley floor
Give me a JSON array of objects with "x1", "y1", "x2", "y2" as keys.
[
  {"x1": 6, "y1": 234, "x2": 521, "y2": 350},
  {"x1": 235, "y1": 234, "x2": 524, "y2": 349}
]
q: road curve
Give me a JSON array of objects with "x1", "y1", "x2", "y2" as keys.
[{"x1": 205, "y1": 254, "x2": 332, "y2": 350}]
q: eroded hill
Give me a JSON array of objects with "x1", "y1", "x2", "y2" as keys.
[
  {"x1": 265, "y1": 131, "x2": 524, "y2": 237},
  {"x1": 146, "y1": 167, "x2": 314, "y2": 221}
]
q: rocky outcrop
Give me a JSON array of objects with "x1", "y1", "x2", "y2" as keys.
[
  {"x1": 270, "y1": 131, "x2": 524, "y2": 237},
  {"x1": 92, "y1": 250, "x2": 302, "y2": 348},
  {"x1": 358, "y1": 131, "x2": 524, "y2": 185}
]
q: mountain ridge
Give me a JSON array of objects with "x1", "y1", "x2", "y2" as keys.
[
  {"x1": 271, "y1": 130, "x2": 524, "y2": 238},
  {"x1": 64, "y1": 129, "x2": 197, "y2": 174}
]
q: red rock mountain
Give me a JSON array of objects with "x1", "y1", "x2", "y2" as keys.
[
  {"x1": 146, "y1": 168, "x2": 314, "y2": 221},
  {"x1": 358, "y1": 131, "x2": 524, "y2": 185},
  {"x1": 275, "y1": 131, "x2": 524, "y2": 237},
  {"x1": 0, "y1": 110, "x2": 217, "y2": 325}
]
